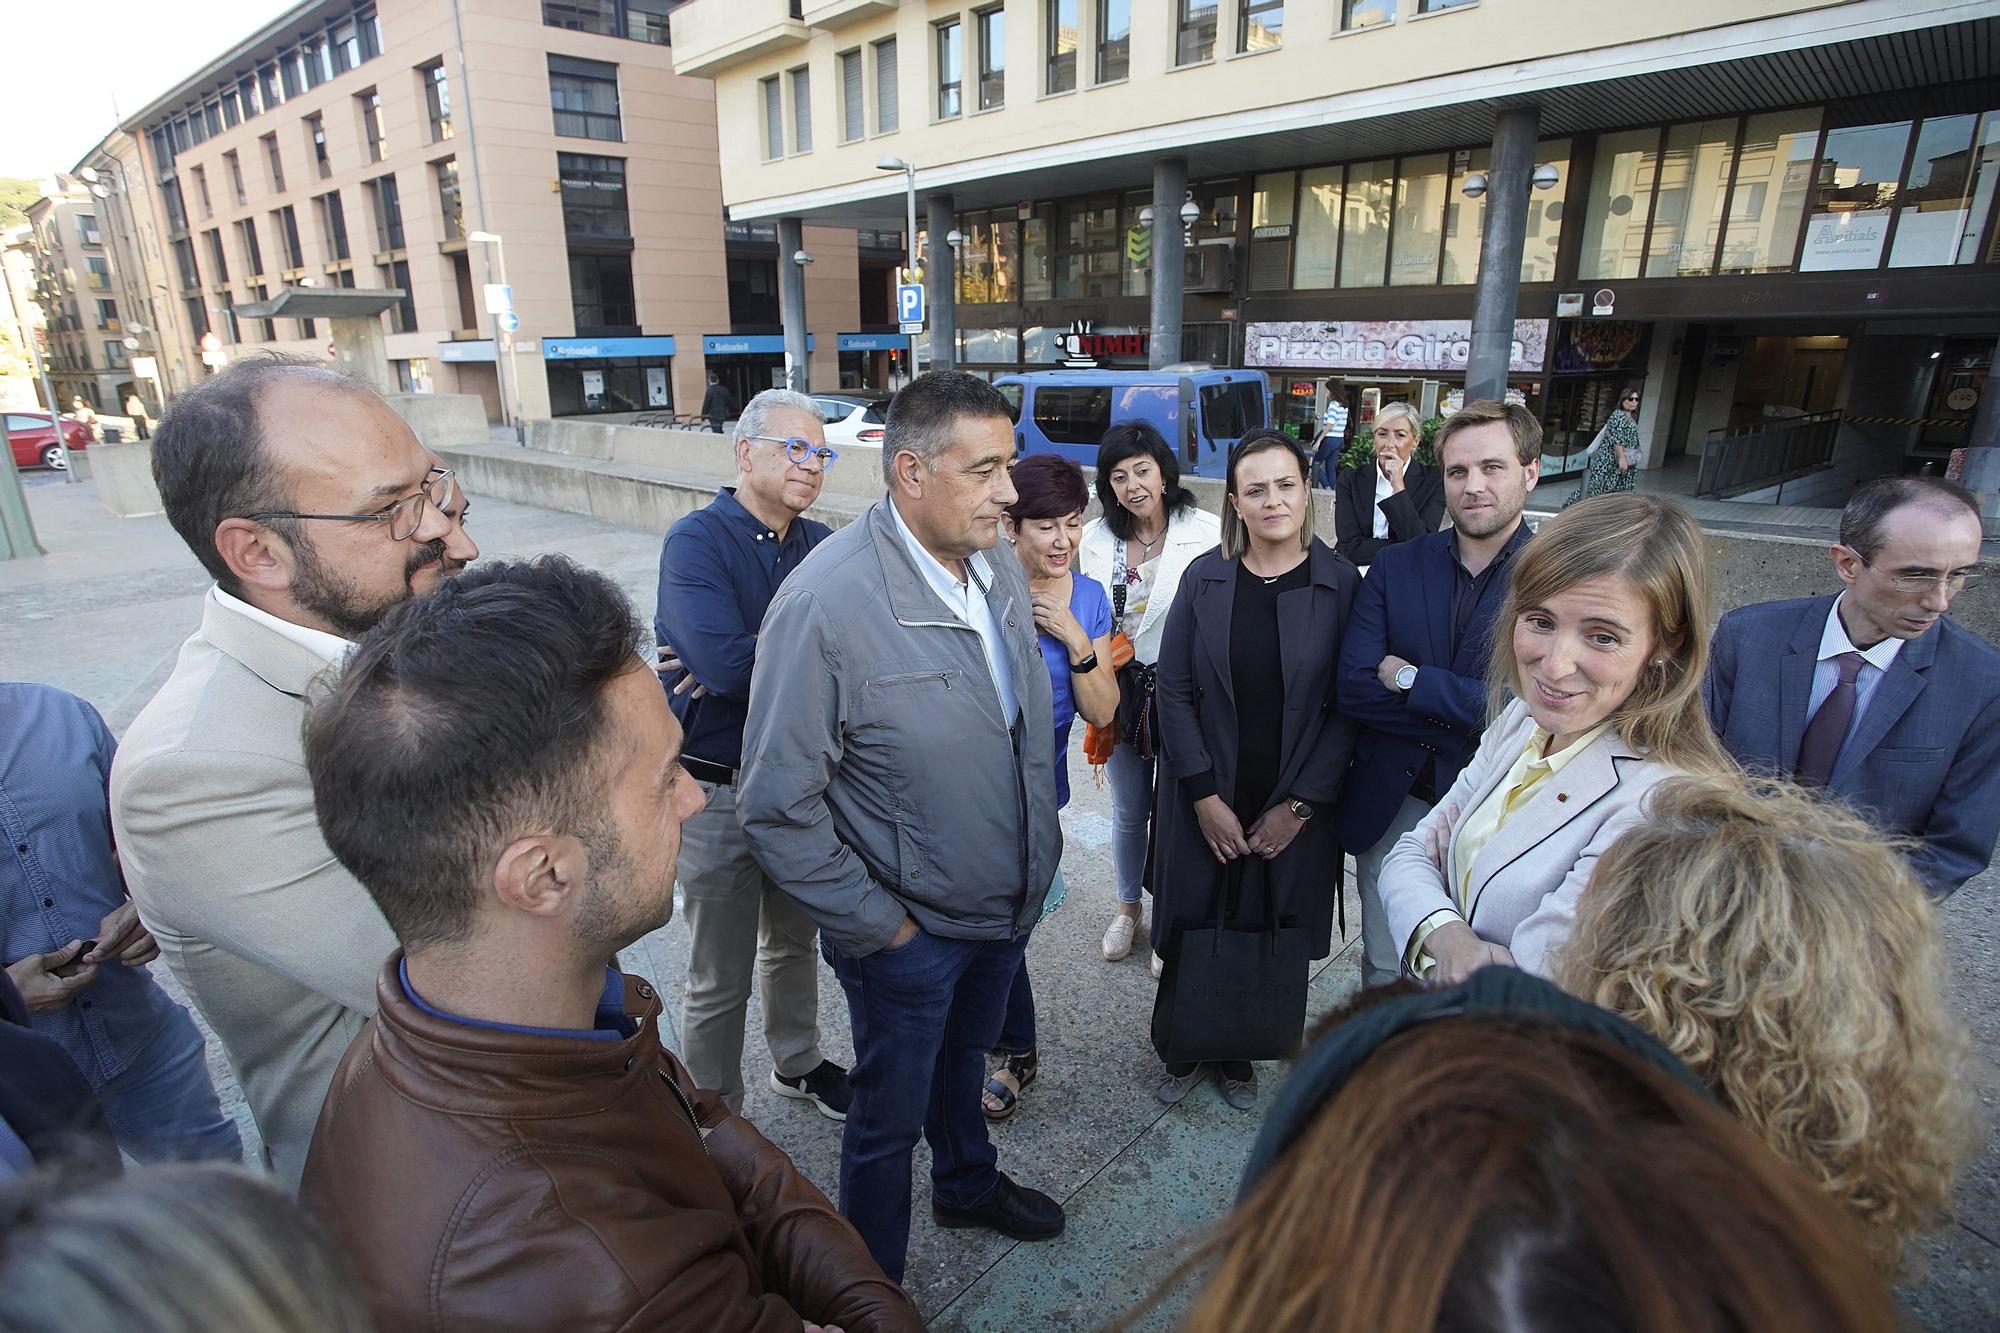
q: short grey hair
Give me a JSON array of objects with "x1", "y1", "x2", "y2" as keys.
[
  {"x1": 1372, "y1": 401, "x2": 1424, "y2": 443},
  {"x1": 732, "y1": 388, "x2": 820, "y2": 449},
  {"x1": 880, "y1": 371, "x2": 1014, "y2": 485}
]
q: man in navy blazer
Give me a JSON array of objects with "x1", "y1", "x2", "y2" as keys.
[
  {"x1": 1336, "y1": 401, "x2": 1542, "y2": 983},
  {"x1": 1706, "y1": 476, "x2": 2000, "y2": 897}
]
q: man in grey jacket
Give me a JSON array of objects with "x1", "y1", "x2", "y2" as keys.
[{"x1": 739, "y1": 371, "x2": 1064, "y2": 1283}]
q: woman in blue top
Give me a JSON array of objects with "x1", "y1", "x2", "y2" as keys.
[{"x1": 982, "y1": 455, "x2": 1117, "y2": 1120}]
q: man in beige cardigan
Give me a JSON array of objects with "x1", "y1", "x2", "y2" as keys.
[{"x1": 110, "y1": 357, "x2": 479, "y2": 1189}]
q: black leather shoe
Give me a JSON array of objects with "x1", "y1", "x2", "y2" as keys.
[{"x1": 932, "y1": 1172, "x2": 1065, "y2": 1241}]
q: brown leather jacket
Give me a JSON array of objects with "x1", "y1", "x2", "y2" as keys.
[{"x1": 302, "y1": 956, "x2": 924, "y2": 1333}]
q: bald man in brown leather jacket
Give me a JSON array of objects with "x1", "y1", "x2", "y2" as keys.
[{"x1": 297, "y1": 558, "x2": 921, "y2": 1333}]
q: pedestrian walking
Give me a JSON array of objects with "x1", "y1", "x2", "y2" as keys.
[
  {"x1": 982, "y1": 454, "x2": 1117, "y2": 1121},
  {"x1": 740, "y1": 372, "x2": 1066, "y2": 1282},
  {"x1": 702, "y1": 372, "x2": 736, "y2": 436},
  {"x1": 1562, "y1": 386, "x2": 1641, "y2": 507},
  {"x1": 654, "y1": 387, "x2": 849, "y2": 1119},
  {"x1": 1333, "y1": 402, "x2": 1445, "y2": 569},
  {"x1": 69, "y1": 397, "x2": 100, "y2": 442},
  {"x1": 1149, "y1": 430, "x2": 1359, "y2": 1110},
  {"x1": 1077, "y1": 422, "x2": 1220, "y2": 972},
  {"x1": 123, "y1": 392, "x2": 152, "y2": 439}
]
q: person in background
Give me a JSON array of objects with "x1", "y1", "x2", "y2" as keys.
[
  {"x1": 1564, "y1": 386, "x2": 1642, "y2": 507},
  {"x1": 1078, "y1": 422, "x2": 1221, "y2": 970},
  {"x1": 301, "y1": 557, "x2": 921, "y2": 1333},
  {"x1": 111, "y1": 355, "x2": 477, "y2": 1190},
  {"x1": 982, "y1": 454, "x2": 1117, "y2": 1121},
  {"x1": 655, "y1": 388, "x2": 848, "y2": 1120},
  {"x1": 703, "y1": 371, "x2": 737, "y2": 437},
  {"x1": 1144, "y1": 969, "x2": 1895, "y2": 1333},
  {"x1": 1380, "y1": 494, "x2": 1730, "y2": 982},
  {"x1": 0, "y1": 1163, "x2": 375, "y2": 1333},
  {"x1": 123, "y1": 392, "x2": 152, "y2": 440},
  {"x1": 1149, "y1": 431, "x2": 1359, "y2": 1110},
  {"x1": 1333, "y1": 402, "x2": 1445, "y2": 569},
  {"x1": 2, "y1": 681, "x2": 239, "y2": 1165},
  {"x1": 740, "y1": 372, "x2": 1065, "y2": 1282},
  {"x1": 1335, "y1": 401, "x2": 1540, "y2": 986},
  {"x1": 69, "y1": 396, "x2": 101, "y2": 442},
  {"x1": 1704, "y1": 476, "x2": 2000, "y2": 897},
  {"x1": 1309, "y1": 393, "x2": 1349, "y2": 490},
  {"x1": 1560, "y1": 774, "x2": 1978, "y2": 1271}
]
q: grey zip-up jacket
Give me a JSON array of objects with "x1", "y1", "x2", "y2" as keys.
[{"x1": 738, "y1": 498, "x2": 1062, "y2": 957}]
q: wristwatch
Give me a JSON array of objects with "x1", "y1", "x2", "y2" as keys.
[
  {"x1": 1394, "y1": 664, "x2": 1419, "y2": 692},
  {"x1": 1071, "y1": 651, "x2": 1100, "y2": 674},
  {"x1": 1286, "y1": 798, "x2": 1315, "y2": 821}
]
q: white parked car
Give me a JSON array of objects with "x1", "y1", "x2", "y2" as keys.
[{"x1": 811, "y1": 393, "x2": 890, "y2": 450}]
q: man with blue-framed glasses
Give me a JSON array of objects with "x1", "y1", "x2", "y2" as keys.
[{"x1": 655, "y1": 387, "x2": 851, "y2": 1121}]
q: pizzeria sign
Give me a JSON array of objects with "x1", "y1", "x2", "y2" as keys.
[{"x1": 1245, "y1": 319, "x2": 1549, "y2": 375}]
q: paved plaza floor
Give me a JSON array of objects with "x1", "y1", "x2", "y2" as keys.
[{"x1": 4, "y1": 471, "x2": 1995, "y2": 1328}]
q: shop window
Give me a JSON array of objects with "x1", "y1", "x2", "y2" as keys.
[
  {"x1": 1390, "y1": 153, "x2": 1448, "y2": 286},
  {"x1": 1578, "y1": 127, "x2": 1661, "y2": 280},
  {"x1": 1176, "y1": 0, "x2": 1217, "y2": 66},
  {"x1": 1340, "y1": 159, "x2": 1393, "y2": 287},
  {"x1": 1121, "y1": 193, "x2": 1152, "y2": 297},
  {"x1": 1021, "y1": 203, "x2": 1055, "y2": 300},
  {"x1": 1519, "y1": 140, "x2": 1569, "y2": 283},
  {"x1": 1249, "y1": 171, "x2": 1295, "y2": 290},
  {"x1": 1644, "y1": 119, "x2": 1738, "y2": 277},
  {"x1": 1045, "y1": 0, "x2": 1078, "y2": 95},
  {"x1": 1719, "y1": 109, "x2": 1821, "y2": 275},
  {"x1": 1440, "y1": 149, "x2": 1486, "y2": 285},
  {"x1": 1032, "y1": 385, "x2": 1112, "y2": 444},
  {"x1": 1096, "y1": 0, "x2": 1130, "y2": 83},
  {"x1": 957, "y1": 210, "x2": 1019, "y2": 303},
  {"x1": 958, "y1": 328, "x2": 1019, "y2": 362},
  {"x1": 1055, "y1": 197, "x2": 1121, "y2": 299},
  {"x1": 1293, "y1": 164, "x2": 1342, "y2": 289},
  {"x1": 1798, "y1": 117, "x2": 1911, "y2": 271},
  {"x1": 1238, "y1": 0, "x2": 1282, "y2": 52},
  {"x1": 874, "y1": 38, "x2": 899, "y2": 133},
  {"x1": 1888, "y1": 112, "x2": 1990, "y2": 268}
]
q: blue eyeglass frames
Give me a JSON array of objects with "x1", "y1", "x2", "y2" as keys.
[{"x1": 747, "y1": 435, "x2": 839, "y2": 470}]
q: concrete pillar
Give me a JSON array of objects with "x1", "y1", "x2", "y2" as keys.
[
  {"x1": 777, "y1": 216, "x2": 810, "y2": 392},
  {"x1": 1465, "y1": 107, "x2": 1541, "y2": 405},
  {"x1": 1957, "y1": 333, "x2": 2000, "y2": 537},
  {"x1": 926, "y1": 194, "x2": 956, "y2": 373},
  {"x1": 328, "y1": 316, "x2": 392, "y2": 395},
  {"x1": 0, "y1": 459, "x2": 43, "y2": 560},
  {"x1": 1150, "y1": 157, "x2": 1188, "y2": 370}
]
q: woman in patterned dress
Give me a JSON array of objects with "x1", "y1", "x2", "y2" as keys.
[{"x1": 1565, "y1": 387, "x2": 1642, "y2": 508}]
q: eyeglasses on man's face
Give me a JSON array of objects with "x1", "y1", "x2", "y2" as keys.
[
  {"x1": 748, "y1": 435, "x2": 839, "y2": 471},
  {"x1": 245, "y1": 466, "x2": 467, "y2": 542},
  {"x1": 1844, "y1": 546, "x2": 1983, "y2": 596}
]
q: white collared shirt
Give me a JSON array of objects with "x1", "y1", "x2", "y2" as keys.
[
  {"x1": 887, "y1": 499, "x2": 1020, "y2": 725},
  {"x1": 211, "y1": 586, "x2": 353, "y2": 664},
  {"x1": 1807, "y1": 593, "x2": 1903, "y2": 747},
  {"x1": 1372, "y1": 468, "x2": 1393, "y2": 540}
]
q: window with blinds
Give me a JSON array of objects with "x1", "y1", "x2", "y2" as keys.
[
  {"x1": 762, "y1": 77, "x2": 783, "y2": 159},
  {"x1": 840, "y1": 50, "x2": 864, "y2": 143},
  {"x1": 549, "y1": 55, "x2": 623, "y2": 141},
  {"x1": 874, "y1": 38, "x2": 899, "y2": 134},
  {"x1": 790, "y1": 66, "x2": 812, "y2": 153}
]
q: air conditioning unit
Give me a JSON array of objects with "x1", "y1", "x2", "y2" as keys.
[{"x1": 1185, "y1": 240, "x2": 1234, "y2": 293}]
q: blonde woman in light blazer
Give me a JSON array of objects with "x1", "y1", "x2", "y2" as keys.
[
  {"x1": 1381, "y1": 494, "x2": 1733, "y2": 983},
  {"x1": 1078, "y1": 421, "x2": 1222, "y2": 968}
]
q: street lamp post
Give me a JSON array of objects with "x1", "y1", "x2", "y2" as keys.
[
  {"x1": 468, "y1": 230, "x2": 524, "y2": 443},
  {"x1": 876, "y1": 156, "x2": 921, "y2": 378}
]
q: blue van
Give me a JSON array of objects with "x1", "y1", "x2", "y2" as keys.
[{"x1": 993, "y1": 368, "x2": 1271, "y2": 478}]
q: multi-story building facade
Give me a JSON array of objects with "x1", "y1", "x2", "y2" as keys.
[
  {"x1": 22, "y1": 180, "x2": 137, "y2": 413},
  {"x1": 122, "y1": 0, "x2": 898, "y2": 423},
  {"x1": 73, "y1": 131, "x2": 189, "y2": 409},
  {"x1": 676, "y1": 0, "x2": 2000, "y2": 506}
]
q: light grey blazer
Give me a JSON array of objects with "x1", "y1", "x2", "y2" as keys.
[
  {"x1": 110, "y1": 592, "x2": 396, "y2": 1191},
  {"x1": 1380, "y1": 698, "x2": 1682, "y2": 978}
]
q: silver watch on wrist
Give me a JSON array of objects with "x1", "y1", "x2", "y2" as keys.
[
  {"x1": 1286, "y1": 798, "x2": 1315, "y2": 821},
  {"x1": 1394, "y1": 664, "x2": 1418, "y2": 692}
]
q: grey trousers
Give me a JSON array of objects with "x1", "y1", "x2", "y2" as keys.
[
  {"x1": 678, "y1": 780, "x2": 824, "y2": 1111},
  {"x1": 1354, "y1": 793, "x2": 1434, "y2": 987}
]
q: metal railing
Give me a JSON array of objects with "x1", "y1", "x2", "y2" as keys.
[{"x1": 1694, "y1": 410, "x2": 1842, "y2": 503}]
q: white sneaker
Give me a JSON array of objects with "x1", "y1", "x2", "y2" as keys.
[
  {"x1": 1102, "y1": 913, "x2": 1138, "y2": 961},
  {"x1": 1150, "y1": 951, "x2": 1164, "y2": 979}
]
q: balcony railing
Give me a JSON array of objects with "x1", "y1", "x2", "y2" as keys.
[{"x1": 1694, "y1": 411, "x2": 1843, "y2": 504}]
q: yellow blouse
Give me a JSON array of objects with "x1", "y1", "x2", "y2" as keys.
[{"x1": 1406, "y1": 720, "x2": 1611, "y2": 976}]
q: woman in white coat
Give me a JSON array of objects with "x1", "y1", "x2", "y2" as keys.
[
  {"x1": 1380, "y1": 493, "x2": 1732, "y2": 982},
  {"x1": 1078, "y1": 421, "x2": 1221, "y2": 968}
]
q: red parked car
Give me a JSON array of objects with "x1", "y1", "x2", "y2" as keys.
[{"x1": 7, "y1": 413, "x2": 93, "y2": 470}]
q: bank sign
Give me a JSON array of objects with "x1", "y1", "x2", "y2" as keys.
[{"x1": 1245, "y1": 319, "x2": 1549, "y2": 375}]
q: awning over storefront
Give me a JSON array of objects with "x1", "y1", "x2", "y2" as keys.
[
  {"x1": 836, "y1": 332, "x2": 909, "y2": 351},
  {"x1": 703, "y1": 334, "x2": 816, "y2": 355},
  {"x1": 544, "y1": 336, "x2": 677, "y2": 360}
]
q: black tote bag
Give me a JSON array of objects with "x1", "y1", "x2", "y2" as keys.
[{"x1": 1150, "y1": 857, "x2": 1312, "y2": 1065}]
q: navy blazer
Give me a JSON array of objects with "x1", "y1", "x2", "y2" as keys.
[
  {"x1": 1333, "y1": 462, "x2": 1446, "y2": 568},
  {"x1": 1334, "y1": 527, "x2": 1522, "y2": 853},
  {"x1": 1705, "y1": 594, "x2": 2000, "y2": 896}
]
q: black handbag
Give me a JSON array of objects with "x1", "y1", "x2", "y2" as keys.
[{"x1": 1150, "y1": 856, "x2": 1311, "y2": 1065}]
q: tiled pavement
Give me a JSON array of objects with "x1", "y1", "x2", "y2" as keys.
[{"x1": 4, "y1": 471, "x2": 1994, "y2": 1329}]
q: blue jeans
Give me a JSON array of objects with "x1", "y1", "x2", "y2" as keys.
[
  {"x1": 995, "y1": 956, "x2": 1035, "y2": 1056},
  {"x1": 1106, "y1": 740, "x2": 1155, "y2": 906},
  {"x1": 824, "y1": 929, "x2": 1028, "y2": 1284},
  {"x1": 97, "y1": 1006, "x2": 242, "y2": 1165}
]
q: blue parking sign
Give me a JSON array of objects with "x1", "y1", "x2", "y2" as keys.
[{"x1": 897, "y1": 283, "x2": 925, "y2": 324}]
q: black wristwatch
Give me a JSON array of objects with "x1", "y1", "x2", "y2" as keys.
[
  {"x1": 1070, "y1": 651, "x2": 1100, "y2": 674},
  {"x1": 1286, "y1": 798, "x2": 1315, "y2": 820}
]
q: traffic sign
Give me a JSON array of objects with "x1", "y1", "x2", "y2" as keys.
[
  {"x1": 896, "y1": 283, "x2": 925, "y2": 325},
  {"x1": 899, "y1": 321, "x2": 924, "y2": 335},
  {"x1": 484, "y1": 283, "x2": 515, "y2": 315},
  {"x1": 499, "y1": 311, "x2": 521, "y2": 332}
]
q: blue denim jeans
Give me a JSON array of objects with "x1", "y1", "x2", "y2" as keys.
[
  {"x1": 1105, "y1": 741, "x2": 1156, "y2": 906},
  {"x1": 823, "y1": 928, "x2": 1028, "y2": 1284},
  {"x1": 994, "y1": 956, "x2": 1035, "y2": 1056},
  {"x1": 96, "y1": 1005, "x2": 242, "y2": 1165}
]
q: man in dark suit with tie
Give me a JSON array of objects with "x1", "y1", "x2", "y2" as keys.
[
  {"x1": 1706, "y1": 476, "x2": 2000, "y2": 897},
  {"x1": 1335, "y1": 400, "x2": 1542, "y2": 983}
]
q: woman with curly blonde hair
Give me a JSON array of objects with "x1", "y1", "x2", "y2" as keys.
[{"x1": 1558, "y1": 773, "x2": 1979, "y2": 1268}]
